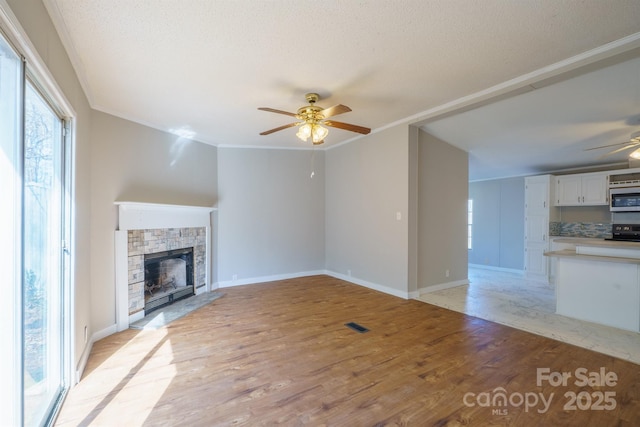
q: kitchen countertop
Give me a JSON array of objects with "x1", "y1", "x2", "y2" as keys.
[
  {"x1": 545, "y1": 249, "x2": 640, "y2": 264},
  {"x1": 550, "y1": 237, "x2": 640, "y2": 249}
]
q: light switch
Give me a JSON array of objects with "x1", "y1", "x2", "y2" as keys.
[{"x1": 396, "y1": 211, "x2": 402, "y2": 221}]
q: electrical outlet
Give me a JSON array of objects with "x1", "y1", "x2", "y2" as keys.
[
  {"x1": 347, "y1": 269, "x2": 351, "y2": 277},
  {"x1": 445, "y1": 269, "x2": 450, "y2": 278},
  {"x1": 232, "y1": 274, "x2": 237, "y2": 281}
]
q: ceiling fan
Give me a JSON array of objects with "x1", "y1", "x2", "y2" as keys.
[
  {"x1": 258, "y1": 93, "x2": 371, "y2": 145},
  {"x1": 585, "y1": 131, "x2": 640, "y2": 159}
]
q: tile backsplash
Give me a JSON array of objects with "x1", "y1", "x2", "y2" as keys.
[{"x1": 550, "y1": 221, "x2": 611, "y2": 238}]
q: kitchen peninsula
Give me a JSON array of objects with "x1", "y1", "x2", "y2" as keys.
[{"x1": 546, "y1": 239, "x2": 640, "y2": 333}]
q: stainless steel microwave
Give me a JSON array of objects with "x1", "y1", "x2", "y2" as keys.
[{"x1": 610, "y1": 187, "x2": 640, "y2": 212}]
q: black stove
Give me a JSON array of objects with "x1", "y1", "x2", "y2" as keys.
[{"x1": 606, "y1": 224, "x2": 640, "y2": 242}]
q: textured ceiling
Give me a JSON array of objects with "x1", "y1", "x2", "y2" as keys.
[{"x1": 44, "y1": 0, "x2": 640, "y2": 179}]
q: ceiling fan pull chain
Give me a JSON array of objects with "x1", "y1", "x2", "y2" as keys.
[{"x1": 310, "y1": 147, "x2": 316, "y2": 179}]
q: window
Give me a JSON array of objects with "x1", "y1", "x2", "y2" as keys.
[
  {"x1": 468, "y1": 199, "x2": 473, "y2": 250},
  {"x1": 0, "y1": 24, "x2": 72, "y2": 427}
]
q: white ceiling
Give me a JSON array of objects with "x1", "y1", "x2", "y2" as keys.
[
  {"x1": 44, "y1": 0, "x2": 640, "y2": 180},
  {"x1": 423, "y1": 56, "x2": 640, "y2": 180}
]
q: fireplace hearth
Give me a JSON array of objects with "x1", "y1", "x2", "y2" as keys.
[{"x1": 144, "y1": 247, "x2": 194, "y2": 313}]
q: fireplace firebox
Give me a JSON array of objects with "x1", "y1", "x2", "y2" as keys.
[{"x1": 144, "y1": 247, "x2": 194, "y2": 313}]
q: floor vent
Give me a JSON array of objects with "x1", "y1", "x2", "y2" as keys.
[{"x1": 345, "y1": 322, "x2": 369, "y2": 333}]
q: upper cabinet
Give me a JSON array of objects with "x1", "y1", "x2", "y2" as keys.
[
  {"x1": 554, "y1": 172, "x2": 608, "y2": 206},
  {"x1": 526, "y1": 175, "x2": 552, "y2": 213}
]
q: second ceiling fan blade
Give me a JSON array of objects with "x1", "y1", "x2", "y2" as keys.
[
  {"x1": 602, "y1": 143, "x2": 640, "y2": 156},
  {"x1": 584, "y1": 141, "x2": 636, "y2": 151},
  {"x1": 258, "y1": 107, "x2": 298, "y2": 117},
  {"x1": 324, "y1": 120, "x2": 371, "y2": 135},
  {"x1": 260, "y1": 122, "x2": 299, "y2": 135},
  {"x1": 320, "y1": 104, "x2": 352, "y2": 119}
]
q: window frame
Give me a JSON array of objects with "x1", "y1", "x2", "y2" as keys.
[{"x1": 467, "y1": 199, "x2": 473, "y2": 250}]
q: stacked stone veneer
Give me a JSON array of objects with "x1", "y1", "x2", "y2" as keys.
[{"x1": 127, "y1": 227, "x2": 207, "y2": 315}]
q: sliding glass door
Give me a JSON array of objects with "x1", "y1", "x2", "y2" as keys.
[
  {"x1": 23, "y1": 81, "x2": 67, "y2": 426},
  {"x1": 0, "y1": 28, "x2": 70, "y2": 426}
]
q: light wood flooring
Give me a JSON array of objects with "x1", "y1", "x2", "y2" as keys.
[{"x1": 56, "y1": 275, "x2": 640, "y2": 426}]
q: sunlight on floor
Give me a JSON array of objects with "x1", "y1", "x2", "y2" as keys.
[{"x1": 67, "y1": 329, "x2": 177, "y2": 425}]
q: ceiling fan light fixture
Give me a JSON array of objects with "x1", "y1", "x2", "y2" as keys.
[
  {"x1": 630, "y1": 148, "x2": 640, "y2": 160},
  {"x1": 296, "y1": 122, "x2": 328, "y2": 143},
  {"x1": 296, "y1": 123, "x2": 312, "y2": 141},
  {"x1": 311, "y1": 124, "x2": 328, "y2": 143}
]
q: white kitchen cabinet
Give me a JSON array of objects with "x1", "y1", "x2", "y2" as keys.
[
  {"x1": 548, "y1": 237, "x2": 602, "y2": 285},
  {"x1": 525, "y1": 214, "x2": 548, "y2": 244},
  {"x1": 550, "y1": 241, "x2": 640, "y2": 332},
  {"x1": 525, "y1": 243, "x2": 549, "y2": 277},
  {"x1": 555, "y1": 175, "x2": 581, "y2": 206},
  {"x1": 555, "y1": 172, "x2": 608, "y2": 206},
  {"x1": 525, "y1": 175, "x2": 550, "y2": 213},
  {"x1": 524, "y1": 175, "x2": 559, "y2": 282}
]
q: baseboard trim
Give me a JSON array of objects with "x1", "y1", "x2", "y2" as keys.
[
  {"x1": 92, "y1": 324, "x2": 117, "y2": 343},
  {"x1": 75, "y1": 323, "x2": 117, "y2": 382},
  {"x1": 324, "y1": 270, "x2": 410, "y2": 299},
  {"x1": 217, "y1": 270, "x2": 326, "y2": 288},
  {"x1": 469, "y1": 263, "x2": 524, "y2": 275},
  {"x1": 75, "y1": 341, "x2": 92, "y2": 384},
  {"x1": 418, "y1": 279, "x2": 469, "y2": 295},
  {"x1": 216, "y1": 269, "x2": 411, "y2": 299}
]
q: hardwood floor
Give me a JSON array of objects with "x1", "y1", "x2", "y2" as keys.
[{"x1": 56, "y1": 275, "x2": 640, "y2": 426}]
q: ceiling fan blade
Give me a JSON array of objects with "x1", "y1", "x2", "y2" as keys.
[
  {"x1": 258, "y1": 107, "x2": 298, "y2": 118},
  {"x1": 584, "y1": 141, "x2": 637, "y2": 151},
  {"x1": 260, "y1": 122, "x2": 299, "y2": 135},
  {"x1": 324, "y1": 120, "x2": 371, "y2": 135},
  {"x1": 320, "y1": 104, "x2": 352, "y2": 119},
  {"x1": 602, "y1": 143, "x2": 640, "y2": 156}
]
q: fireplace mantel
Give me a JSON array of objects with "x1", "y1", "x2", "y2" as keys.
[
  {"x1": 115, "y1": 201, "x2": 216, "y2": 230},
  {"x1": 114, "y1": 201, "x2": 216, "y2": 331}
]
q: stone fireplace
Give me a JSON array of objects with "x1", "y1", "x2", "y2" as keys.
[
  {"x1": 115, "y1": 202, "x2": 215, "y2": 331},
  {"x1": 128, "y1": 228, "x2": 205, "y2": 314}
]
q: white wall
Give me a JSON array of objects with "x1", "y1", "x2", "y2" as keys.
[
  {"x1": 418, "y1": 130, "x2": 469, "y2": 289},
  {"x1": 90, "y1": 111, "x2": 218, "y2": 334},
  {"x1": 216, "y1": 148, "x2": 325, "y2": 284},
  {"x1": 469, "y1": 177, "x2": 525, "y2": 270},
  {"x1": 6, "y1": 0, "x2": 93, "y2": 373},
  {"x1": 561, "y1": 205, "x2": 610, "y2": 222},
  {"x1": 325, "y1": 125, "x2": 410, "y2": 295}
]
